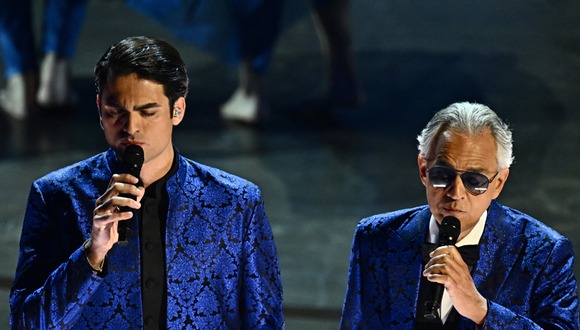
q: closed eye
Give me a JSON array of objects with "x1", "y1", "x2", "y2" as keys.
[
  {"x1": 102, "y1": 105, "x2": 125, "y2": 117},
  {"x1": 141, "y1": 110, "x2": 157, "y2": 117}
]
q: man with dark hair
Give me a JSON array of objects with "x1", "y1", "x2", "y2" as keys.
[
  {"x1": 340, "y1": 102, "x2": 579, "y2": 329},
  {"x1": 10, "y1": 36, "x2": 284, "y2": 329}
]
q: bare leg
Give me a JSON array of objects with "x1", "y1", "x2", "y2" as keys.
[
  {"x1": 36, "y1": 0, "x2": 89, "y2": 109},
  {"x1": 311, "y1": 0, "x2": 361, "y2": 106},
  {"x1": 220, "y1": 59, "x2": 268, "y2": 124}
]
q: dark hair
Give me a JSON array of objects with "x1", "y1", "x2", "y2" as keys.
[{"x1": 94, "y1": 36, "x2": 189, "y2": 115}]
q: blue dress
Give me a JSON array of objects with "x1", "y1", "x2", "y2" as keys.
[{"x1": 10, "y1": 148, "x2": 284, "y2": 329}]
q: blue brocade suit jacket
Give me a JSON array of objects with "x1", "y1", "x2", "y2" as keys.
[
  {"x1": 340, "y1": 200, "x2": 579, "y2": 329},
  {"x1": 10, "y1": 148, "x2": 284, "y2": 329}
]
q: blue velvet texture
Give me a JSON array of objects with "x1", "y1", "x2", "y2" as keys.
[
  {"x1": 10, "y1": 149, "x2": 284, "y2": 329},
  {"x1": 341, "y1": 200, "x2": 579, "y2": 329}
]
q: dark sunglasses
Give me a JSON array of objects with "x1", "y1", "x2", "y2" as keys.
[{"x1": 427, "y1": 166, "x2": 499, "y2": 196}]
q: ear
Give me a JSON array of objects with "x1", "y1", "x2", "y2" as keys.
[
  {"x1": 172, "y1": 97, "x2": 186, "y2": 125},
  {"x1": 491, "y1": 168, "x2": 509, "y2": 199},
  {"x1": 418, "y1": 154, "x2": 428, "y2": 187},
  {"x1": 96, "y1": 94, "x2": 101, "y2": 114},
  {"x1": 96, "y1": 95, "x2": 104, "y2": 130}
]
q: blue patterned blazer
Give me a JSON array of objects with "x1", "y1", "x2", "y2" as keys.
[
  {"x1": 340, "y1": 200, "x2": 579, "y2": 329},
  {"x1": 10, "y1": 149, "x2": 283, "y2": 329}
]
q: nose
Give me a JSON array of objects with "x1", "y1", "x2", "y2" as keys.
[
  {"x1": 446, "y1": 174, "x2": 467, "y2": 199},
  {"x1": 123, "y1": 112, "x2": 141, "y2": 136}
]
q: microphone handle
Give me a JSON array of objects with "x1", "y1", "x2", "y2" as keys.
[
  {"x1": 118, "y1": 144, "x2": 144, "y2": 246},
  {"x1": 116, "y1": 194, "x2": 135, "y2": 246},
  {"x1": 423, "y1": 216, "x2": 461, "y2": 320},
  {"x1": 424, "y1": 284, "x2": 444, "y2": 320}
]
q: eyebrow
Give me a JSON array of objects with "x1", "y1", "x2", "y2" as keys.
[{"x1": 134, "y1": 102, "x2": 162, "y2": 111}]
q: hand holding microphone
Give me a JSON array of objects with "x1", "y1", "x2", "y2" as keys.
[
  {"x1": 422, "y1": 216, "x2": 487, "y2": 324},
  {"x1": 423, "y1": 216, "x2": 460, "y2": 320},
  {"x1": 88, "y1": 145, "x2": 145, "y2": 271}
]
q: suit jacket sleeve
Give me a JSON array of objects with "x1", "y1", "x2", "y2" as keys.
[
  {"x1": 483, "y1": 236, "x2": 579, "y2": 329},
  {"x1": 10, "y1": 181, "x2": 103, "y2": 329},
  {"x1": 240, "y1": 185, "x2": 284, "y2": 329},
  {"x1": 340, "y1": 226, "x2": 363, "y2": 329}
]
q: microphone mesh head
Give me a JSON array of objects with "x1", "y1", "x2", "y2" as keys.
[
  {"x1": 123, "y1": 145, "x2": 144, "y2": 177},
  {"x1": 440, "y1": 216, "x2": 461, "y2": 245}
]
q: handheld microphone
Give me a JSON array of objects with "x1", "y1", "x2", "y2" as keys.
[
  {"x1": 117, "y1": 144, "x2": 144, "y2": 246},
  {"x1": 424, "y1": 216, "x2": 461, "y2": 320}
]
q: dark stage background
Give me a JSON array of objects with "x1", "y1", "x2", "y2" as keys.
[{"x1": 1, "y1": 1, "x2": 579, "y2": 328}]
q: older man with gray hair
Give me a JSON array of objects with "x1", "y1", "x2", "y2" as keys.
[{"x1": 341, "y1": 102, "x2": 579, "y2": 329}]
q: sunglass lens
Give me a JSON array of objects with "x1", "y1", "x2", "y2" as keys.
[
  {"x1": 462, "y1": 172, "x2": 489, "y2": 194},
  {"x1": 429, "y1": 167, "x2": 490, "y2": 195},
  {"x1": 428, "y1": 167, "x2": 454, "y2": 188}
]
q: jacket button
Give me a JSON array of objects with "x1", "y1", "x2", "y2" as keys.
[
  {"x1": 145, "y1": 242, "x2": 155, "y2": 251},
  {"x1": 145, "y1": 317, "x2": 156, "y2": 326},
  {"x1": 145, "y1": 278, "x2": 156, "y2": 289}
]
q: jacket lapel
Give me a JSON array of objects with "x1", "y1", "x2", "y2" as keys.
[{"x1": 388, "y1": 208, "x2": 432, "y2": 323}]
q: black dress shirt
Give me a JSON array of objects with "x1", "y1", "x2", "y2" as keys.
[{"x1": 139, "y1": 155, "x2": 178, "y2": 329}]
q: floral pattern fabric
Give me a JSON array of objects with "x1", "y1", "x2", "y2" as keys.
[
  {"x1": 340, "y1": 200, "x2": 579, "y2": 329},
  {"x1": 10, "y1": 149, "x2": 284, "y2": 329}
]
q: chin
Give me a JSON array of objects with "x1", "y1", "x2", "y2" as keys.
[{"x1": 437, "y1": 209, "x2": 464, "y2": 221}]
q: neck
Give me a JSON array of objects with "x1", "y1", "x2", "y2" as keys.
[{"x1": 457, "y1": 227, "x2": 474, "y2": 242}]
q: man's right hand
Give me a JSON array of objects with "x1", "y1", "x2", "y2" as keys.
[{"x1": 88, "y1": 173, "x2": 144, "y2": 265}]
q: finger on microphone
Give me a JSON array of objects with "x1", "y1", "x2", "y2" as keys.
[{"x1": 424, "y1": 216, "x2": 461, "y2": 320}]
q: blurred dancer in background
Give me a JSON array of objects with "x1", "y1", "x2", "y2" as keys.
[
  {"x1": 0, "y1": 0, "x2": 88, "y2": 120},
  {"x1": 129, "y1": 0, "x2": 362, "y2": 125}
]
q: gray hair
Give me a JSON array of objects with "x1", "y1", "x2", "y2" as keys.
[{"x1": 417, "y1": 102, "x2": 514, "y2": 169}]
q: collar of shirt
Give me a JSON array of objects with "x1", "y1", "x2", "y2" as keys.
[{"x1": 427, "y1": 211, "x2": 487, "y2": 246}]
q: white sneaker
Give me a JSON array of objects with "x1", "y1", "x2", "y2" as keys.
[
  {"x1": 36, "y1": 52, "x2": 71, "y2": 108},
  {"x1": 0, "y1": 73, "x2": 37, "y2": 120},
  {"x1": 219, "y1": 88, "x2": 265, "y2": 125}
]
